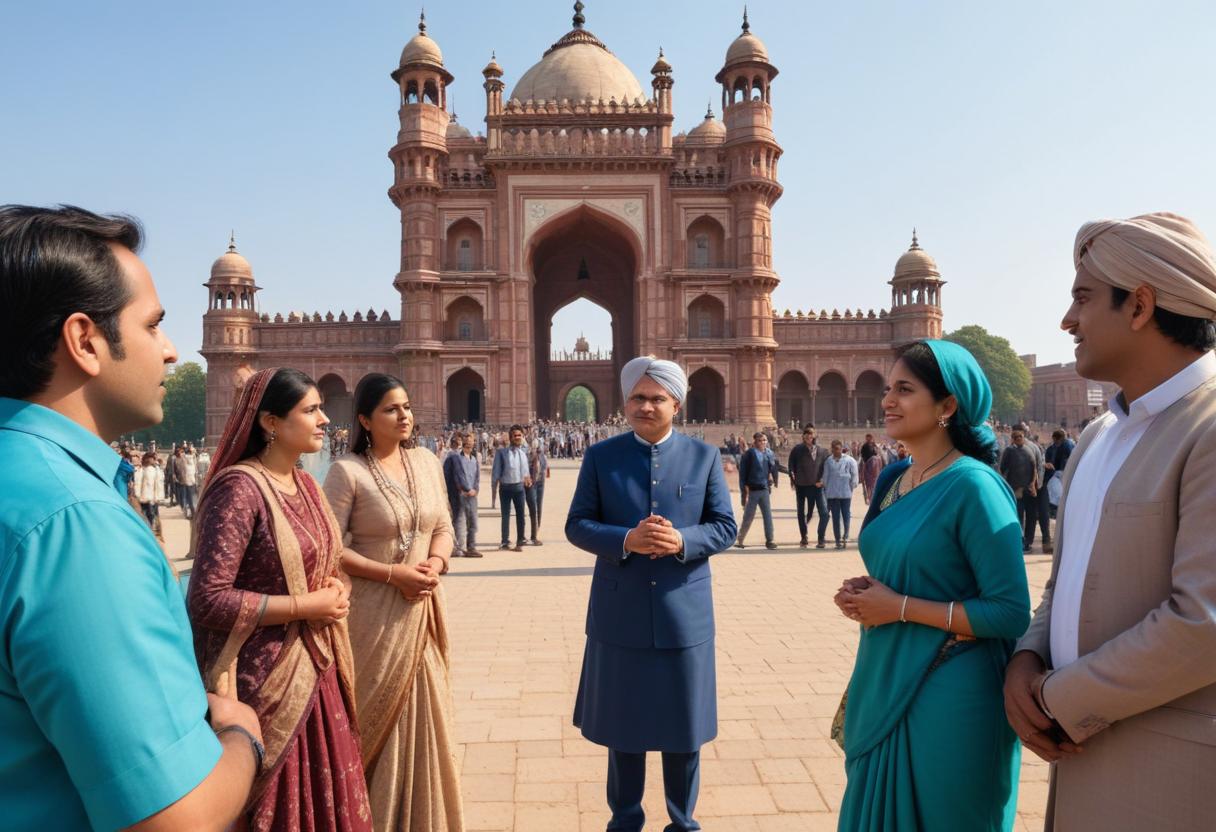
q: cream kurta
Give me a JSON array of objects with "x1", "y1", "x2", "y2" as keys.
[{"x1": 324, "y1": 450, "x2": 464, "y2": 832}]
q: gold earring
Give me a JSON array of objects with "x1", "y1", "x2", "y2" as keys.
[
  {"x1": 267, "y1": 429, "x2": 277, "y2": 447},
  {"x1": 937, "y1": 416, "x2": 948, "y2": 428}
]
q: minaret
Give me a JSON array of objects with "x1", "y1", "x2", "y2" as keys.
[
  {"x1": 481, "y1": 51, "x2": 505, "y2": 151},
  {"x1": 389, "y1": 12, "x2": 453, "y2": 426},
  {"x1": 200, "y1": 234, "x2": 260, "y2": 445},
  {"x1": 650, "y1": 48, "x2": 674, "y2": 151},
  {"x1": 717, "y1": 9, "x2": 782, "y2": 422},
  {"x1": 888, "y1": 229, "x2": 946, "y2": 343}
]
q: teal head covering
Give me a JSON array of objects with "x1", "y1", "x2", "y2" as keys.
[{"x1": 922, "y1": 340, "x2": 997, "y2": 450}]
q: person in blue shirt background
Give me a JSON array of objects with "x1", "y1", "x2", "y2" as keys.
[
  {"x1": 0, "y1": 205, "x2": 262, "y2": 830},
  {"x1": 735, "y1": 431, "x2": 780, "y2": 549},
  {"x1": 567, "y1": 356, "x2": 737, "y2": 832}
]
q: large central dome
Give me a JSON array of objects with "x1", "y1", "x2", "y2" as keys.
[{"x1": 510, "y1": 24, "x2": 645, "y2": 104}]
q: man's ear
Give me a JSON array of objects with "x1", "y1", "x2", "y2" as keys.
[
  {"x1": 1128, "y1": 284, "x2": 1158, "y2": 333},
  {"x1": 60, "y1": 312, "x2": 105, "y2": 379}
]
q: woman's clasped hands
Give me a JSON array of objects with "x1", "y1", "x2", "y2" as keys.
[
  {"x1": 303, "y1": 576, "x2": 351, "y2": 627},
  {"x1": 834, "y1": 575, "x2": 902, "y2": 628},
  {"x1": 390, "y1": 558, "x2": 441, "y2": 601}
]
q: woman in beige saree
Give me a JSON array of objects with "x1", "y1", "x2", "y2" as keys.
[{"x1": 323, "y1": 373, "x2": 465, "y2": 831}]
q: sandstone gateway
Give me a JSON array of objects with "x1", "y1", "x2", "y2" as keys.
[{"x1": 202, "y1": 7, "x2": 946, "y2": 444}]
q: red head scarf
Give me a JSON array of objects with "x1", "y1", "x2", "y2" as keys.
[{"x1": 203, "y1": 367, "x2": 279, "y2": 491}]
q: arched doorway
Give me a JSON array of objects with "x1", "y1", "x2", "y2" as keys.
[
  {"x1": 687, "y1": 367, "x2": 725, "y2": 422},
  {"x1": 317, "y1": 373, "x2": 352, "y2": 429},
  {"x1": 530, "y1": 206, "x2": 638, "y2": 419},
  {"x1": 855, "y1": 370, "x2": 885, "y2": 425},
  {"x1": 776, "y1": 371, "x2": 811, "y2": 428},
  {"x1": 815, "y1": 371, "x2": 847, "y2": 424},
  {"x1": 446, "y1": 368, "x2": 485, "y2": 423},
  {"x1": 563, "y1": 385, "x2": 598, "y2": 422}
]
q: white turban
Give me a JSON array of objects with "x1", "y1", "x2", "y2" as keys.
[
  {"x1": 1075, "y1": 212, "x2": 1216, "y2": 320},
  {"x1": 620, "y1": 356, "x2": 688, "y2": 403}
]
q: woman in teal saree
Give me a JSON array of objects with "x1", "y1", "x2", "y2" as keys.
[{"x1": 835, "y1": 340, "x2": 1031, "y2": 831}]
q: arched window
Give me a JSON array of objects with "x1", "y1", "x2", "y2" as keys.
[
  {"x1": 215, "y1": 290, "x2": 224, "y2": 309},
  {"x1": 445, "y1": 218, "x2": 484, "y2": 271},
  {"x1": 751, "y1": 78, "x2": 764, "y2": 101},
  {"x1": 405, "y1": 81, "x2": 420, "y2": 104},
  {"x1": 445, "y1": 296, "x2": 485, "y2": 341},
  {"x1": 732, "y1": 77, "x2": 748, "y2": 105},
  {"x1": 423, "y1": 81, "x2": 440, "y2": 106},
  {"x1": 685, "y1": 216, "x2": 727, "y2": 269},
  {"x1": 687, "y1": 294, "x2": 726, "y2": 339}
]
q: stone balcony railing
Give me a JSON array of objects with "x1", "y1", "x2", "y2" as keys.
[{"x1": 492, "y1": 126, "x2": 666, "y2": 157}]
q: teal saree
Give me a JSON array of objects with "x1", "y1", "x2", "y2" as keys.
[{"x1": 839, "y1": 458, "x2": 1030, "y2": 831}]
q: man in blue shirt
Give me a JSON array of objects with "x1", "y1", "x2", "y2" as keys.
[
  {"x1": 0, "y1": 205, "x2": 261, "y2": 830},
  {"x1": 735, "y1": 432, "x2": 780, "y2": 549},
  {"x1": 491, "y1": 424, "x2": 532, "y2": 551}
]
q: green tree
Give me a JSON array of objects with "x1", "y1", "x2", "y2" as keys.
[
  {"x1": 564, "y1": 386, "x2": 597, "y2": 422},
  {"x1": 131, "y1": 361, "x2": 206, "y2": 445},
  {"x1": 943, "y1": 325, "x2": 1031, "y2": 422}
]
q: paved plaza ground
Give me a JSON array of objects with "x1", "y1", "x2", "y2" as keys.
[{"x1": 169, "y1": 458, "x2": 1054, "y2": 831}]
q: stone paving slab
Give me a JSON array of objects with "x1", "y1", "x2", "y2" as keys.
[{"x1": 169, "y1": 458, "x2": 1054, "y2": 830}]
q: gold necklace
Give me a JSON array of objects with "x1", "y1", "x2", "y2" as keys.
[{"x1": 895, "y1": 448, "x2": 957, "y2": 499}]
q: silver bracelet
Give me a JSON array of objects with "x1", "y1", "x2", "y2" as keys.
[
  {"x1": 946, "y1": 601, "x2": 955, "y2": 632},
  {"x1": 899, "y1": 595, "x2": 909, "y2": 623}
]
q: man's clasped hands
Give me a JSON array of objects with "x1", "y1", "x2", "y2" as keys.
[{"x1": 624, "y1": 514, "x2": 684, "y2": 559}]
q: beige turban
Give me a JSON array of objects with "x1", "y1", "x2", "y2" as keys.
[{"x1": 1074, "y1": 212, "x2": 1216, "y2": 320}]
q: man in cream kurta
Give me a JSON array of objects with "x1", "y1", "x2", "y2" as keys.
[{"x1": 1004, "y1": 212, "x2": 1216, "y2": 831}]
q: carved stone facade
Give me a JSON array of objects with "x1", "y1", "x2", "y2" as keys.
[{"x1": 201, "y1": 8, "x2": 945, "y2": 444}]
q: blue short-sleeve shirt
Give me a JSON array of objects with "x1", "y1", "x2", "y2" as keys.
[{"x1": 0, "y1": 399, "x2": 221, "y2": 830}]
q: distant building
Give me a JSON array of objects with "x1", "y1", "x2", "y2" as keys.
[
  {"x1": 1023, "y1": 355, "x2": 1117, "y2": 428},
  {"x1": 202, "y1": 6, "x2": 945, "y2": 444}
]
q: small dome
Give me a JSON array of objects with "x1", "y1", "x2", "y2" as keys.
[
  {"x1": 400, "y1": 33, "x2": 443, "y2": 67},
  {"x1": 893, "y1": 230, "x2": 940, "y2": 279},
  {"x1": 725, "y1": 11, "x2": 770, "y2": 66},
  {"x1": 686, "y1": 106, "x2": 726, "y2": 142},
  {"x1": 399, "y1": 13, "x2": 444, "y2": 68},
  {"x1": 482, "y1": 52, "x2": 503, "y2": 77},
  {"x1": 210, "y1": 236, "x2": 253, "y2": 282},
  {"x1": 651, "y1": 48, "x2": 672, "y2": 75},
  {"x1": 511, "y1": 17, "x2": 645, "y2": 104},
  {"x1": 446, "y1": 116, "x2": 472, "y2": 139}
]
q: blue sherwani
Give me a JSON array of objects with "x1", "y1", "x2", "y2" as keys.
[{"x1": 567, "y1": 430, "x2": 736, "y2": 753}]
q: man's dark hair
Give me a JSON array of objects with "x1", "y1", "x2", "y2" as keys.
[
  {"x1": 1052, "y1": 429, "x2": 1066, "y2": 440},
  {"x1": 0, "y1": 205, "x2": 143, "y2": 399},
  {"x1": 509, "y1": 424, "x2": 524, "y2": 434},
  {"x1": 802, "y1": 426, "x2": 815, "y2": 435},
  {"x1": 1110, "y1": 286, "x2": 1216, "y2": 351},
  {"x1": 753, "y1": 432, "x2": 765, "y2": 441}
]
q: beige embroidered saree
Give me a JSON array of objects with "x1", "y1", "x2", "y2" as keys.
[{"x1": 323, "y1": 450, "x2": 465, "y2": 832}]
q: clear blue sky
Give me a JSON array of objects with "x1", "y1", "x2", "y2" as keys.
[{"x1": 4, "y1": 1, "x2": 1214, "y2": 370}]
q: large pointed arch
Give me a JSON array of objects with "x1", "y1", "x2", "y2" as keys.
[{"x1": 528, "y1": 204, "x2": 639, "y2": 418}]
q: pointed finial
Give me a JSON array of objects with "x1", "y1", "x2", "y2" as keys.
[
  {"x1": 491, "y1": 49, "x2": 496, "y2": 60},
  {"x1": 418, "y1": 8, "x2": 426, "y2": 35},
  {"x1": 910, "y1": 228, "x2": 920, "y2": 250},
  {"x1": 573, "y1": 1, "x2": 585, "y2": 29},
  {"x1": 228, "y1": 230, "x2": 236, "y2": 252},
  {"x1": 742, "y1": 5, "x2": 750, "y2": 33},
  {"x1": 659, "y1": 46, "x2": 664, "y2": 58},
  {"x1": 706, "y1": 102, "x2": 714, "y2": 119}
]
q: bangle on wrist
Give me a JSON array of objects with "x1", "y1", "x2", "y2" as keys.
[
  {"x1": 899, "y1": 595, "x2": 909, "y2": 623},
  {"x1": 216, "y1": 724, "x2": 265, "y2": 772},
  {"x1": 289, "y1": 595, "x2": 298, "y2": 620},
  {"x1": 386, "y1": 563, "x2": 394, "y2": 584},
  {"x1": 946, "y1": 601, "x2": 955, "y2": 632},
  {"x1": 1035, "y1": 670, "x2": 1057, "y2": 720}
]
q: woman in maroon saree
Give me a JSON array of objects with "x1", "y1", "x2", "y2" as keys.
[{"x1": 189, "y1": 367, "x2": 372, "y2": 831}]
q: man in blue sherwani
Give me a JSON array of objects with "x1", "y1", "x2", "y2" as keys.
[{"x1": 567, "y1": 357, "x2": 737, "y2": 832}]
